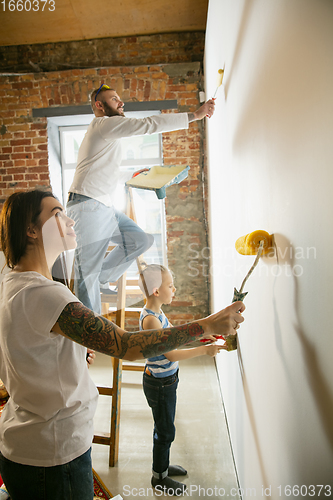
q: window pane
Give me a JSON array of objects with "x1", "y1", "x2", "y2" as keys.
[
  {"x1": 62, "y1": 129, "x2": 87, "y2": 164},
  {"x1": 122, "y1": 134, "x2": 160, "y2": 161},
  {"x1": 63, "y1": 169, "x2": 76, "y2": 204},
  {"x1": 121, "y1": 109, "x2": 161, "y2": 161},
  {"x1": 126, "y1": 189, "x2": 166, "y2": 277}
]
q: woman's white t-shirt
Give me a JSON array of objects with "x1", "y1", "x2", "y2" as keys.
[{"x1": 0, "y1": 271, "x2": 99, "y2": 466}]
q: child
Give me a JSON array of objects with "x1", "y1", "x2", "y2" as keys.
[{"x1": 138, "y1": 264, "x2": 227, "y2": 496}]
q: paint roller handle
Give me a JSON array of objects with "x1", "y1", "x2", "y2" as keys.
[
  {"x1": 132, "y1": 168, "x2": 150, "y2": 178},
  {"x1": 200, "y1": 301, "x2": 245, "y2": 338},
  {"x1": 206, "y1": 98, "x2": 216, "y2": 118},
  {"x1": 190, "y1": 99, "x2": 216, "y2": 121}
]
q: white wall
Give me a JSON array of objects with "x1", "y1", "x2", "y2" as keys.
[{"x1": 205, "y1": 0, "x2": 333, "y2": 497}]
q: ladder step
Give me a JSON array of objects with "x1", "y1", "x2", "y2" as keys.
[
  {"x1": 122, "y1": 363, "x2": 144, "y2": 371},
  {"x1": 104, "y1": 308, "x2": 141, "y2": 317},
  {"x1": 100, "y1": 288, "x2": 142, "y2": 297},
  {"x1": 93, "y1": 433, "x2": 111, "y2": 445},
  {"x1": 97, "y1": 386, "x2": 114, "y2": 396},
  {"x1": 108, "y1": 279, "x2": 140, "y2": 287}
]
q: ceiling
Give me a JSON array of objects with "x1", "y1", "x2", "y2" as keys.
[{"x1": 0, "y1": 0, "x2": 208, "y2": 46}]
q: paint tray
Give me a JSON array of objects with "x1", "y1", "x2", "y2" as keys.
[{"x1": 125, "y1": 165, "x2": 190, "y2": 199}]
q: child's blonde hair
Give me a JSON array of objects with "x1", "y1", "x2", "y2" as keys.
[{"x1": 138, "y1": 264, "x2": 169, "y2": 297}]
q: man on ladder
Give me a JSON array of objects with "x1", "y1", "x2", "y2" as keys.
[{"x1": 67, "y1": 84, "x2": 215, "y2": 315}]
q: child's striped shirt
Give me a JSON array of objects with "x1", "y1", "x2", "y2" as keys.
[{"x1": 139, "y1": 307, "x2": 179, "y2": 378}]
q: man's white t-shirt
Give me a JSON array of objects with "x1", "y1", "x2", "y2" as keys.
[
  {"x1": 69, "y1": 113, "x2": 189, "y2": 206},
  {"x1": 0, "y1": 271, "x2": 99, "y2": 466}
]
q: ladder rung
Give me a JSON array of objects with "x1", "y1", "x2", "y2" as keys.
[
  {"x1": 97, "y1": 386, "x2": 114, "y2": 396},
  {"x1": 107, "y1": 280, "x2": 140, "y2": 286},
  {"x1": 122, "y1": 364, "x2": 144, "y2": 371},
  {"x1": 105, "y1": 308, "x2": 141, "y2": 317},
  {"x1": 100, "y1": 288, "x2": 142, "y2": 296},
  {"x1": 93, "y1": 433, "x2": 111, "y2": 445}
]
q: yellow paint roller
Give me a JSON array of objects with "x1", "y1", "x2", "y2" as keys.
[
  {"x1": 205, "y1": 68, "x2": 225, "y2": 117},
  {"x1": 225, "y1": 230, "x2": 273, "y2": 351},
  {"x1": 213, "y1": 67, "x2": 225, "y2": 98},
  {"x1": 235, "y1": 230, "x2": 272, "y2": 256},
  {"x1": 203, "y1": 231, "x2": 272, "y2": 351}
]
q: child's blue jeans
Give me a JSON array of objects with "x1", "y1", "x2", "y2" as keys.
[
  {"x1": 143, "y1": 370, "x2": 179, "y2": 475},
  {"x1": 0, "y1": 448, "x2": 94, "y2": 500}
]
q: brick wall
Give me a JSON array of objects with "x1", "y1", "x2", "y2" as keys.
[{"x1": 0, "y1": 38, "x2": 210, "y2": 327}]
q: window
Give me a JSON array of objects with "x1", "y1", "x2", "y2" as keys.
[
  {"x1": 59, "y1": 125, "x2": 87, "y2": 206},
  {"x1": 57, "y1": 111, "x2": 167, "y2": 274}
]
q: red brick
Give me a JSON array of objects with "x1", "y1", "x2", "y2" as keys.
[
  {"x1": 31, "y1": 124, "x2": 46, "y2": 130},
  {"x1": 6, "y1": 167, "x2": 25, "y2": 175},
  {"x1": 168, "y1": 231, "x2": 184, "y2": 238},
  {"x1": 130, "y1": 80, "x2": 137, "y2": 91},
  {"x1": 32, "y1": 152, "x2": 47, "y2": 159},
  {"x1": 11, "y1": 153, "x2": 32, "y2": 160},
  {"x1": 28, "y1": 166, "x2": 48, "y2": 173},
  {"x1": 11, "y1": 181, "x2": 28, "y2": 189},
  {"x1": 25, "y1": 173, "x2": 39, "y2": 180},
  {"x1": 186, "y1": 99, "x2": 198, "y2": 106},
  {"x1": 82, "y1": 69, "x2": 97, "y2": 77},
  {"x1": 134, "y1": 66, "x2": 149, "y2": 73},
  {"x1": 10, "y1": 139, "x2": 31, "y2": 147},
  {"x1": 32, "y1": 137, "x2": 47, "y2": 145},
  {"x1": 13, "y1": 132, "x2": 25, "y2": 139}
]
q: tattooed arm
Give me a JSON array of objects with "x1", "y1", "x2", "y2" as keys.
[{"x1": 52, "y1": 301, "x2": 245, "y2": 361}]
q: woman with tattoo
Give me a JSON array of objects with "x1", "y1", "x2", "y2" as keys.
[{"x1": 0, "y1": 190, "x2": 245, "y2": 500}]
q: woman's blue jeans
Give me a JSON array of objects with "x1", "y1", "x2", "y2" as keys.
[
  {"x1": 67, "y1": 194, "x2": 154, "y2": 314},
  {"x1": 0, "y1": 448, "x2": 94, "y2": 500},
  {"x1": 143, "y1": 370, "x2": 179, "y2": 475}
]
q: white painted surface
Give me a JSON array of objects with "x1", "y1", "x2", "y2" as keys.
[{"x1": 205, "y1": 0, "x2": 333, "y2": 496}]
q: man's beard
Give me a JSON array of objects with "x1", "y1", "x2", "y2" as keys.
[{"x1": 102, "y1": 101, "x2": 124, "y2": 117}]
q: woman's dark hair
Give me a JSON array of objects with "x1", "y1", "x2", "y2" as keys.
[{"x1": 0, "y1": 189, "x2": 55, "y2": 269}]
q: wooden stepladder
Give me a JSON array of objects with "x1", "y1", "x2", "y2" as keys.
[{"x1": 93, "y1": 186, "x2": 145, "y2": 466}]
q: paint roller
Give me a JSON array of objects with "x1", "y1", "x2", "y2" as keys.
[
  {"x1": 201, "y1": 230, "x2": 273, "y2": 350},
  {"x1": 226, "y1": 230, "x2": 273, "y2": 350},
  {"x1": 235, "y1": 230, "x2": 272, "y2": 256}
]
